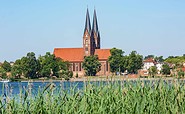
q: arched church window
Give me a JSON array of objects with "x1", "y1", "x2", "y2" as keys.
[{"x1": 85, "y1": 39, "x2": 88, "y2": 46}]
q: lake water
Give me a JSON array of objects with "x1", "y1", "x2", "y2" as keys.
[
  {"x1": 0, "y1": 80, "x2": 184, "y2": 96},
  {"x1": 0, "y1": 81, "x2": 85, "y2": 95}
]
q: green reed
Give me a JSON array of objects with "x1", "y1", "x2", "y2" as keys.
[{"x1": 0, "y1": 79, "x2": 185, "y2": 114}]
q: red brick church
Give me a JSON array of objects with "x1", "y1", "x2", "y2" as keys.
[{"x1": 54, "y1": 9, "x2": 111, "y2": 76}]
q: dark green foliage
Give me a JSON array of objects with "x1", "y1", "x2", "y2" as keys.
[
  {"x1": 154, "y1": 56, "x2": 164, "y2": 62},
  {"x1": 25, "y1": 52, "x2": 39, "y2": 79},
  {"x1": 11, "y1": 59, "x2": 22, "y2": 78},
  {"x1": 76, "y1": 73, "x2": 79, "y2": 78},
  {"x1": 108, "y1": 48, "x2": 126, "y2": 74},
  {"x1": 38, "y1": 52, "x2": 68, "y2": 78},
  {"x1": 161, "y1": 64, "x2": 171, "y2": 75},
  {"x1": 0, "y1": 67, "x2": 7, "y2": 78},
  {"x1": 127, "y1": 51, "x2": 143, "y2": 74},
  {"x1": 177, "y1": 69, "x2": 185, "y2": 78},
  {"x1": 82, "y1": 55, "x2": 101, "y2": 76},
  {"x1": 108, "y1": 48, "x2": 143, "y2": 75},
  {"x1": 59, "y1": 70, "x2": 73, "y2": 80},
  {"x1": 1, "y1": 60, "x2": 11, "y2": 72},
  {"x1": 144, "y1": 55, "x2": 154, "y2": 60},
  {"x1": 11, "y1": 52, "x2": 71, "y2": 79},
  {"x1": 148, "y1": 66, "x2": 157, "y2": 77}
]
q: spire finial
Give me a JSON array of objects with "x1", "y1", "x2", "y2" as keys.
[
  {"x1": 92, "y1": 8, "x2": 98, "y2": 33},
  {"x1": 84, "y1": 7, "x2": 91, "y2": 35}
]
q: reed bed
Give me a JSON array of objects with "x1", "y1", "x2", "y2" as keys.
[{"x1": 0, "y1": 80, "x2": 185, "y2": 114}]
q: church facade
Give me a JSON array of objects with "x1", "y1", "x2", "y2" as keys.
[{"x1": 54, "y1": 9, "x2": 111, "y2": 76}]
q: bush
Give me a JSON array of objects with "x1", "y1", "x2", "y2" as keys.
[
  {"x1": 75, "y1": 73, "x2": 78, "y2": 78},
  {"x1": 177, "y1": 69, "x2": 185, "y2": 78},
  {"x1": 59, "y1": 70, "x2": 73, "y2": 80}
]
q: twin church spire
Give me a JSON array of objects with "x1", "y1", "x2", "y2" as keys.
[{"x1": 83, "y1": 8, "x2": 100, "y2": 56}]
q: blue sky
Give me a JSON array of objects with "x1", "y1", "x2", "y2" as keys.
[{"x1": 0, "y1": 0, "x2": 185, "y2": 62}]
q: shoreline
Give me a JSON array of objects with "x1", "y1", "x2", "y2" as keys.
[{"x1": 18, "y1": 77, "x2": 185, "y2": 82}]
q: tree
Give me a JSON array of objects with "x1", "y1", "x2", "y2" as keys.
[
  {"x1": 148, "y1": 66, "x2": 157, "y2": 77},
  {"x1": 59, "y1": 70, "x2": 73, "y2": 80},
  {"x1": 38, "y1": 52, "x2": 68, "y2": 78},
  {"x1": 2, "y1": 60, "x2": 11, "y2": 72},
  {"x1": 161, "y1": 64, "x2": 171, "y2": 76},
  {"x1": 82, "y1": 55, "x2": 101, "y2": 76},
  {"x1": 11, "y1": 52, "x2": 39, "y2": 79},
  {"x1": 144, "y1": 55, "x2": 154, "y2": 60},
  {"x1": 154, "y1": 56, "x2": 164, "y2": 63},
  {"x1": 0, "y1": 67, "x2": 7, "y2": 79},
  {"x1": 39, "y1": 52, "x2": 57, "y2": 77},
  {"x1": 177, "y1": 69, "x2": 185, "y2": 78},
  {"x1": 24, "y1": 52, "x2": 39, "y2": 78},
  {"x1": 127, "y1": 51, "x2": 143, "y2": 74},
  {"x1": 11, "y1": 59, "x2": 22, "y2": 78},
  {"x1": 108, "y1": 48, "x2": 126, "y2": 75}
]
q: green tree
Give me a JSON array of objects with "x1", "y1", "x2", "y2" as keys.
[
  {"x1": 177, "y1": 69, "x2": 185, "y2": 78},
  {"x1": 25, "y1": 52, "x2": 39, "y2": 78},
  {"x1": 2, "y1": 60, "x2": 11, "y2": 72},
  {"x1": 108, "y1": 48, "x2": 126, "y2": 75},
  {"x1": 11, "y1": 52, "x2": 39, "y2": 79},
  {"x1": 82, "y1": 55, "x2": 101, "y2": 76},
  {"x1": 144, "y1": 55, "x2": 154, "y2": 60},
  {"x1": 59, "y1": 70, "x2": 73, "y2": 80},
  {"x1": 161, "y1": 64, "x2": 171, "y2": 76},
  {"x1": 155, "y1": 56, "x2": 164, "y2": 63},
  {"x1": 11, "y1": 59, "x2": 22, "y2": 78},
  {"x1": 148, "y1": 66, "x2": 157, "y2": 77},
  {"x1": 127, "y1": 51, "x2": 143, "y2": 74},
  {"x1": 0, "y1": 67, "x2": 7, "y2": 79},
  {"x1": 38, "y1": 52, "x2": 67, "y2": 78}
]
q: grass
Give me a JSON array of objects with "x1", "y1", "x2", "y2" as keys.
[{"x1": 0, "y1": 79, "x2": 185, "y2": 114}]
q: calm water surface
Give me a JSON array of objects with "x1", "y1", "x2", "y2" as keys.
[
  {"x1": 0, "y1": 80, "x2": 184, "y2": 95},
  {"x1": 0, "y1": 81, "x2": 85, "y2": 95}
]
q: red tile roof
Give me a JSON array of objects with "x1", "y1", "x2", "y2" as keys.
[
  {"x1": 143, "y1": 58, "x2": 155, "y2": 63},
  {"x1": 54, "y1": 48, "x2": 84, "y2": 62},
  {"x1": 182, "y1": 67, "x2": 185, "y2": 72},
  {"x1": 95, "y1": 49, "x2": 111, "y2": 60}
]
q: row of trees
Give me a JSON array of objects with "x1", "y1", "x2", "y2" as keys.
[
  {"x1": 0, "y1": 52, "x2": 73, "y2": 80},
  {"x1": 81, "y1": 48, "x2": 144, "y2": 76},
  {"x1": 145, "y1": 54, "x2": 185, "y2": 78},
  {"x1": 148, "y1": 64, "x2": 171, "y2": 77},
  {"x1": 108, "y1": 48, "x2": 143, "y2": 75},
  {"x1": 1, "y1": 49, "x2": 184, "y2": 78}
]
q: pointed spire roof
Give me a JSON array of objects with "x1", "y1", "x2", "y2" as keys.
[
  {"x1": 84, "y1": 8, "x2": 91, "y2": 35},
  {"x1": 92, "y1": 9, "x2": 99, "y2": 34}
]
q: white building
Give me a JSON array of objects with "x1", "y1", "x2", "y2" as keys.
[
  {"x1": 143, "y1": 58, "x2": 155, "y2": 70},
  {"x1": 142, "y1": 58, "x2": 163, "y2": 75}
]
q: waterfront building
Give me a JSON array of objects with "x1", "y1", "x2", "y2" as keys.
[{"x1": 54, "y1": 9, "x2": 111, "y2": 76}]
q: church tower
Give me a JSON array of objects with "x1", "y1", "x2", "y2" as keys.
[
  {"x1": 83, "y1": 8, "x2": 95, "y2": 56},
  {"x1": 91, "y1": 9, "x2": 100, "y2": 49}
]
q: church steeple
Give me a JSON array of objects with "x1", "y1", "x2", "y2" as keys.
[
  {"x1": 84, "y1": 8, "x2": 91, "y2": 35},
  {"x1": 92, "y1": 9, "x2": 98, "y2": 35},
  {"x1": 83, "y1": 8, "x2": 94, "y2": 56},
  {"x1": 92, "y1": 9, "x2": 100, "y2": 49}
]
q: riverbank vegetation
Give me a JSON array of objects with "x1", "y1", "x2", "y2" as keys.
[
  {"x1": 0, "y1": 52, "x2": 73, "y2": 81},
  {"x1": 0, "y1": 80, "x2": 185, "y2": 113},
  {"x1": 0, "y1": 49, "x2": 185, "y2": 80}
]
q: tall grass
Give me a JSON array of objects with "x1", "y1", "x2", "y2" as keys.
[{"x1": 0, "y1": 80, "x2": 185, "y2": 114}]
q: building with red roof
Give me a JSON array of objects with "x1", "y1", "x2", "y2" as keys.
[{"x1": 53, "y1": 9, "x2": 111, "y2": 76}]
